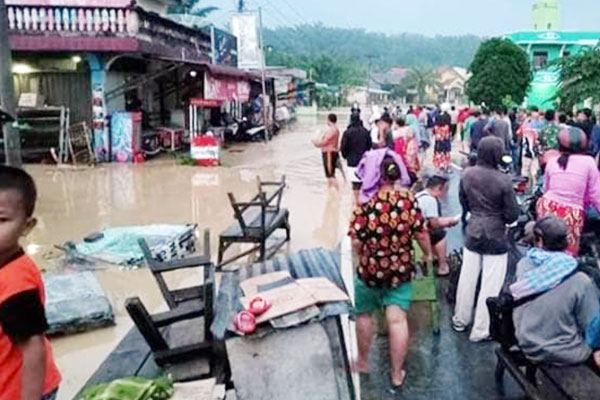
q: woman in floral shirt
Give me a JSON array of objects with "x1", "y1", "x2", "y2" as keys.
[{"x1": 349, "y1": 155, "x2": 432, "y2": 389}]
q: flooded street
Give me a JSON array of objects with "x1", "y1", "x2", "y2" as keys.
[{"x1": 23, "y1": 113, "x2": 355, "y2": 399}]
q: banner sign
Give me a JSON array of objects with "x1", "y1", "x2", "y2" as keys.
[
  {"x1": 231, "y1": 12, "x2": 261, "y2": 69},
  {"x1": 205, "y1": 74, "x2": 250, "y2": 102}
]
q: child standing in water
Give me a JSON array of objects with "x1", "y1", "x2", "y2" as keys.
[{"x1": 0, "y1": 166, "x2": 61, "y2": 400}]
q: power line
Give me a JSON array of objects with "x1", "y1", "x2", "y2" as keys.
[{"x1": 279, "y1": 0, "x2": 310, "y2": 26}]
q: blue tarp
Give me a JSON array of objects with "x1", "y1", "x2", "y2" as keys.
[
  {"x1": 70, "y1": 224, "x2": 197, "y2": 266},
  {"x1": 44, "y1": 271, "x2": 114, "y2": 335}
]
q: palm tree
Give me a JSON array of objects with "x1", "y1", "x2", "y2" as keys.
[
  {"x1": 167, "y1": 0, "x2": 218, "y2": 17},
  {"x1": 404, "y1": 66, "x2": 441, "y2": 103}
]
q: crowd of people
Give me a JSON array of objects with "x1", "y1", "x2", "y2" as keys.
[{"x1": 312, "y1": 101, "x2": 600, "y2": 389}]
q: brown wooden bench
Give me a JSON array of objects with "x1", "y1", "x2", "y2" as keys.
[
  {"x1": 217, "y1": 176, "x2": 290, "y2": 270},
  {"x1": 489, "y1": 294, "x2": 600, "y2": 400},
  {"x1": 125, "y1": 297, "x2": 229, "y2": 383}
]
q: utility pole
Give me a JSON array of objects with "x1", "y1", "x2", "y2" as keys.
[
  {"x1": 365, "y1": 55, "x2": 375, "y2": 108},
  {"x1": 0, "y1": 0, "x2": 21, "y2": 166},
  {"x1": 258, "y1": 7, "x2": 269, "y2": 143}
]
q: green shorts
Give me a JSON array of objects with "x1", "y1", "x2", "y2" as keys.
[{"x1": 354, "y1": 277, "x2": 413, "y2": 314}]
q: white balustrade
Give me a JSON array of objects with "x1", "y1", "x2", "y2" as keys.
[{"x1": 6, "y1": 6, "x2": 131, "y2": 34}]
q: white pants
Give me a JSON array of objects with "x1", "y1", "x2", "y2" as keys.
[{"x1": 452, "y1": 248, "x2": 508, "y2": 342}]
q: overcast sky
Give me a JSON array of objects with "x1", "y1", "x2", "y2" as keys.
[{"x1": 210, "y1": 0, "x2": 600, "y2": 36}]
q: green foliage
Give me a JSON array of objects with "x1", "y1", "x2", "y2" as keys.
[
  {"x1": 267, "y1": 52, "x2": 365, "y2": 86},
  {"x1": 264, "y1": 24, "x2": 481, "y2": 86},
  {"x1": 81, "y1": 377, "x2": 173, "y2": 400},
  {"x1": 465, "y1": 38, "x2": 531, "y2": 110},
  {"x1": 557, "y1": 50, "x2": 600, "y2": 111},
  {"x1": 403, "y1": 66, "x2": 441, "y2": 103},
  {"x1": 167, "y1": 0, "x2": 218, "y2": 16}
]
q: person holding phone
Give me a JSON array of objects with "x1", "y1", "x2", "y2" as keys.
[{"x1": 416, "y1": 175, "x2": 459, "y2": 277}]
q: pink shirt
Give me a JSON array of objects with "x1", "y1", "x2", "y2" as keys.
[
  {"x1": 315, "y1": 126, "x2": 340, "y2": 153},
  {"x1": 543, "y1": 154, "x2": 600, "y2": 211}
]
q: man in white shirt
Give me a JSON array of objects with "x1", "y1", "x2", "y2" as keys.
[{"x1": 416, "y1": 175, "x2": 459, "y2": 276}]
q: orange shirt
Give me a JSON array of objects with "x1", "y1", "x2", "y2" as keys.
[{"x1": 0, "y1": 255, "x2": 61, "y2": 400}]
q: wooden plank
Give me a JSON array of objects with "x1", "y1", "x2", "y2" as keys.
[
  {"x1": 226, "y1": 322, "x2": 343, "y2": 400},
  {"x1": 541, "y1": 365, "x2": 600, "y2": 400}
]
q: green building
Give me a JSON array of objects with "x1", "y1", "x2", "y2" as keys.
[{"x1": 505, "y1": 0, "x2": 600, "y2": 108}]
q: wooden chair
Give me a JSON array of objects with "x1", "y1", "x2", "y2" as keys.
[
  {"x1": 138, "y1": 229, "x2": 212, "y2": 310},
  {"x1": 217, "y1": 176, "x2": 290, "y2": 269},
  {"x1": 125, "y1": 297, "x2": 229, "y2": 383}
]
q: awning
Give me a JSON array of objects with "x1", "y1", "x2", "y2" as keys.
[{"x1": 204, "y1": 64, "x2": 262, "y2": 81}]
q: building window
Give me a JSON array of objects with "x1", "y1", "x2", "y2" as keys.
[
  {"x1": 534, "y1": 24, "x2": 538, "y2": 30},
  {"x1": 547, "y1": 23, "x2": 552, "y2": 29},
  {"x1": 533, "y1": 51, "x2": 548, "y2": 69}
]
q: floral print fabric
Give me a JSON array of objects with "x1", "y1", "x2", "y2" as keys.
[
  {"x1": 433, "y1": 125, "x2": 452, "y2": 169},
  {"x1": 349, "y1": 189, "x2": 426, "y2": 288}
]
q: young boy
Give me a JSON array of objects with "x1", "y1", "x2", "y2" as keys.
[{"x1": 0, "y1": 166, "x2": 60, "y2": 400}]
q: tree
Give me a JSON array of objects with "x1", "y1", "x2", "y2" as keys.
[
  {"x1": 403, "y1": 66, "x2": 440, "y2": 103},
  {"x1": 465, "y1": 38, "x2": 531, "y2": 110},
  {"x1": 167, "y1": 0, "x2": 218, "y2": 17},
  {"x1": 556, "y1": 50, "x2": 600, "y2": 111}
]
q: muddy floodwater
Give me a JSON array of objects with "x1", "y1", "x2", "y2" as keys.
[{"x1": 23, "y1": 113, "x2": 355, "y2": 399}]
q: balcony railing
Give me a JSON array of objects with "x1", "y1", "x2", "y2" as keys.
[
  {"x1": 7, "y1": 6, "x2": 134, "y2": 33},
  {"x1": 6, "y1": 5, "x2": 211, "y2": 62}
]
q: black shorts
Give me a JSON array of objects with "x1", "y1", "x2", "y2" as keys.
[
  {"x1": 431, "y1": 229, "x2": 447, "y2": 246},
  {"x1": 322, "y1": 152, "x2": 339, "y2": 178}
]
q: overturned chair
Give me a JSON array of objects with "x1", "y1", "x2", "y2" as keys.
[
  {"x1": 218, "y1": 176, "x2": 291, "y2": 270},
  {"x1": 126, "y1": 229, "x2": 229, "y2": 383}
]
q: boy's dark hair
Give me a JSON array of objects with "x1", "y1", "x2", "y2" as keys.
[
  {"x1": 545, "y1": 109, "x2": 555, "y2": 122},
  {"x1": 558, "y1": 114, "x2": 567, "y2": 124},
  {"x1": 328, "y1": 113, "x2": 337, "y2": 123},
  {"x1": 0, "y1": 166, "x2": 37, "y2": 217},
  {"x1": 529, "y1": 106, "x2": 539, "y2": 113},
  {"x1": 567, "y1": 111, "x2": 574, "y2": 118},
  {"x1": 481, "y1": 108, "x2": 489, "y2": 115},
  {"x1": 396, "y1": 117, "x2": 406, "y2": 127},
  {"x1": 473, "y1": 111, "x2": 481, "y2": 118},
  {"x1": 534, "y1": 216, "x2": 569, "y2": 252},
  {"x1": 379, "y1": 113, "x2": 393, "y2": 125},
  {"x1": 426, "y1": 175, "x2": 448, "y2": 189},
  {"x1": 381, "y1": 157, "x2": 400, "y2": 182}
]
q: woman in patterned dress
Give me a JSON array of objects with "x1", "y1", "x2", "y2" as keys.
[
  {"x1": 537, "y1": 126, "x2": 600, "y2": 255},
  {"x1": 349, "y1": 155, "x2": 432, "y2": 388},
  {"x1": 433, "y1": 113, "x2": 452, "y2": 172}
]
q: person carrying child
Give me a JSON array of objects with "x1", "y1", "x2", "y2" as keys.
[{"x1": 0, "y1": 166, "x2": 61, "y2": 400}]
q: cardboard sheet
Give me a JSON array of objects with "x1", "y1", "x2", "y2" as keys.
[
  {"x1": 241, "y1": 282, "x2": 317, "y2": 324},
  {"x1": 296, "y1": 277, "x2": 350, "y2": 303}
]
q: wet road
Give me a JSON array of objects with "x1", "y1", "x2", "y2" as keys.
[
  {"x1": 25, "y1": 113, "x2": 355, "y2": 399},
  {"x1": 25, "y1": 112, "x2": 524, "y2": 399}
]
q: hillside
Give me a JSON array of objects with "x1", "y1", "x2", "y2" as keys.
[{"x1": 264, "y1": 24, "x2": 482, "y2": 85}]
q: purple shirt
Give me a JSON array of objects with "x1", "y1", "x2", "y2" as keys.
[{"x1": 543, "y1": 154, "x2": 600, "y2": 212}]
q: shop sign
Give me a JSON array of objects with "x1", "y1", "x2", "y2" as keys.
[
  {"x1": 205, "y1": 74, "x2": 250, "y2": 102},
  {"x1": 190, "y1": 98, "x2": 223, "y2": 108}
]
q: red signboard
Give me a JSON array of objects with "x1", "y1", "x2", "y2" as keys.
[
  {"x1": 204, "y1": 74, "x2": 251, "y2": 102},
  {"x1": 189, "y1": 98, "x2": 223, "y2": 108}
]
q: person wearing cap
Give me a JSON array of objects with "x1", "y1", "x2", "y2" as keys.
[
  {"x1": 537, "y1": 126, "x2": 600, "y2": 255},
  {"x1": 511, "y1": 216, "x2": 600, "y2": 368},
  {"x1": 341, "y1": 110, "x2": 372, "y2": 200}
]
